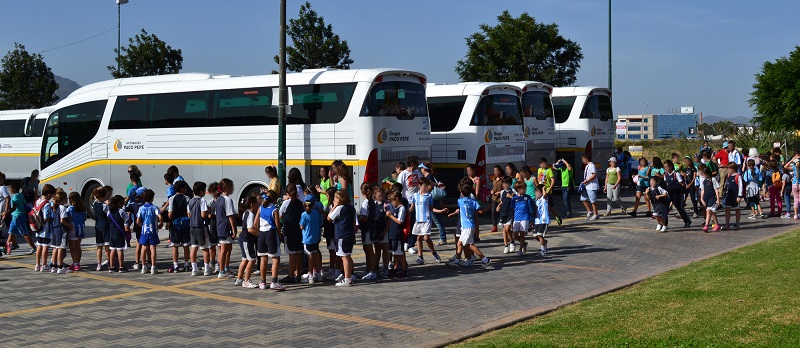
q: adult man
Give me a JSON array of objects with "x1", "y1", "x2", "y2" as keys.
[
  {"x1": 20, "y1": 169, "x2": 40, "y2": 205},
  {"x1": 553, "y1": 158, "x2": 573, "y2": 218},
  {"x1": 579, "y1": 154, "x2": 600, "y2": 221},
  {"x1": 727, "y1": 141, "x2": 744, "y2": 174}
]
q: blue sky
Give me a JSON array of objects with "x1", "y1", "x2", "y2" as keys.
[{"x1": 2, "y1": 0, "x2": 798, "y2": 118}]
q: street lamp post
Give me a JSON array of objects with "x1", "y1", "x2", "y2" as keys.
[
  {"x1": 116, "y1": 0, "x2": 128, "y2": 75},
  {"x1": 277, "y1": 0, "x2": 287, "y2": 187},
  {"x1": 608, "y1": 0, "x2": 612, "y2": 91}
]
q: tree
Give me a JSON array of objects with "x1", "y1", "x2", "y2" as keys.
[
  {"x1": 108, "y1": 29, "x2": 183, "y2": 78},
  {"x1": 750, "y1": 46, "x2": 800, "y2": 131},
  {"x1": 714, "y1": 120, "x2": 739, "y2": 138},
  {"x1": 697, "y1": 122, "x2": 716, "y2": 138},
  {"x1": 274, "y1": 2, "x2": 353, "y2": 72},
  {"x1": 455, "y1": 11, "x2": 583, "y2": 86},
  {"x1": 0, "y1": 43, "x2": 59, "y2": 109}
]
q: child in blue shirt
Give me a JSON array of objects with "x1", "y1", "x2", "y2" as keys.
[
  {"x1": 446, "y1": 184, "x2": 491, "y2": 269},
  {"x1": 50, "y1": 190, "x2": 71, "y2": 273},
  {"x1": 511, "y1": 181, "x2": 536, "y2": 256},
  {"x1": 409, "y1": 178, "x2": 448, "y2": 265},
  {"x1": 300, "y1": 200, "x2": 322, "y2": 283},
  {"x1": 5, "y1": 182, "x2": 34, "y2": 256},
  {"x1": 533, "y1": 185, "x2": 551, "y2": 256},
  {"x1": 34, "y1": 184, "x2": 56, "y2": 272},
  {"x1": 136, "y1": 189, "x2": 161, "y2": 274},
  {"x1": 67, "y1": 192, "x2": 88, "y2": 271}
]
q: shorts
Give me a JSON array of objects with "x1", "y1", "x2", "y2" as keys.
[
  {"x1": 206, "y1": 228, "x2": 219, "y2": 246},
  {"x1": 50, "y1": 229, "x2": 67, "y2": 249},
  {"x1": 512, "y1": 220, "x2": 529, "y2": 233},
  {"x1": 239, "y1": 233, "x2": 257, "y2": 261},
  {"x1": 370, "y1": 227, "x2": 386, "y2": 244},
  {"x1": 580, "y1": 189, "x2": 598, "y2": 203},
  {"x1": 8, "y1": 217, "x2": 29, "y2": 237},
  {"x1": 746, "y1": 195, "x2": 760, "y2": 207},
  {"x1": 218, "y1": 236, "x2": 234, "y2": 245},
  {"x1": 72, "y1": 225, "x2": 85, "y2": 240},
  {"x1": 723, "y1": 195, "x2": 740, "y2": 209},
  {"x1": 108, "y1": 230, "x2": 127, "y2": 250},
  {"x1": 335, "y1": 238, "x2": 355, "y2": 257},
  {"x1": 360, "y1": 230, "x2": 374, "y2": 245},
  {"x1": 499, "y1": 216, "x2": 512, "y2": 226},
  {"x1": 95, "y1": 225, "x2": 110, "y2": 246},
  {"x1": 458, "y1": 228, "x2": 475, "y2": 245},
  {"x1": 653, "y1": 203, "x2": 668, "y2": 218},
  {"x1": 326, "y1": 237, "x2": 336, "y2": 251},
  {"x1": 257, "y1": 230, "x2": 281, "y2": 257},
  {"x1": 35, "y1": 237, "x2": 51, "y2": 247},
  {"x1": 283, "y1": 232, "x2": 303, "y2": 255},
  {"x1": 138, "y1": 232, "x2": 160, "y2": 246},
  {"x1": 637, "y1": 185, "x2": 649, "y2": 194},
  {"x1": 532, "y1": 224, "x2": 548, "y2": 237},
  {"x1": 411, "y1": 221, "x2": 431, "y2": 236},
  {"x1": 189, "y1": 227, "x2": 210, "y2": 249},
  {"x1": 389, "y1": 239, "x2": 404, "y2": 256},
  {"x1": 303, "y1": 243, "x2": 320, "y2": 255},
  {"x1": 169, "y1": 227, "x2": 190, "y2": 247}
]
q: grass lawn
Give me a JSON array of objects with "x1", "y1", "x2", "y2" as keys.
[{"x1": 455, "y1": 230, "x2": 800, "y2": 347}]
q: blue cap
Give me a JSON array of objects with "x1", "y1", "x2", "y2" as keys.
[
  {"x1": 135, "y1": 187, "x2": 147, "y2": 196},
  {"x1": 722, "y1": 141, "x2": 729, "y2": 148}
]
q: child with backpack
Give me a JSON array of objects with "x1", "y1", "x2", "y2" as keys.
[
  {"x1": 167, "y1": 180, "x2": 191, "y2": 272},
  {"x1": 646, "y1": 177, "x2": 670, "y2": 232},
  {"x1": 722, "y1": 163, "x2": 744, "y2": 230},
  {"x1": 700, "y1": 167, "x2": 721, "y2": 232},
  {"x1": 67, "y1": 192, "x2": 88, "y2": 271},
  {"x1": 50, "y1": 190, "x2": 71, "y2": 273},
  {"x1": 743, "y1": 159, "x2": 766, "y2": 219},
  {"x1": 358, "y1": 183, "x2": 378, "y2": 280},
  {"x1": 107, "y1": 195, "x2": 129, "y2": 272},
  {"x1": 92, "y1": 186, "x2": 113, "y2": 271},
  {"x1": 188, "y1": 181, "x2": 212, "y2": 276},
  {"x1": 126, "y1": 187, "x2": 145, "y2": 270},
  {"x1": 33, "y1": 184, "x2": 55, "y2": 272}
]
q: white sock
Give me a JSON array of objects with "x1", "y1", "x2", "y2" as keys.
[
  {"x1": 204, "y1": 263, "x2": 210, "y2": 270},
  {"x1": 192, "y1": 263, "x2": 198, "y2": 271},
  {"x1": 173, "y1": 262, "x2": 179, "y2": 268}
]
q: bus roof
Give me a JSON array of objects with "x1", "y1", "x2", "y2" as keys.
[
  {"x1": 508, "y1": 81, "x2": 553, "y2": 94},
  {"x1": 0, "y1": 109, "x2": 35, "y2": 118},
  {"x1": 426, "y1": 82, "x2": 521, "y2": 97},
  {"x1": 551, "y1": 86, "x2": 611, "y2": 97}
]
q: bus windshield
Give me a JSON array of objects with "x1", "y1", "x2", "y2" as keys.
[
  {"x1": 552, "y1": 96, "x2": 576, "y2": 124},
  {"x1": 580, "y1": 95, "x2": 613, "y2": 121},
  {"x1": 471, "y1": 94, "x2": 522, "y2": 126},
  {"x1": 522, "y1": 91, "x2": 553, "y2": 120},
  {"x1": 361, "y1": 81, "x2": 427, "y2": 119},
  {"x1": 41, "y1": 101, "x2": 105, "y2": 169}
]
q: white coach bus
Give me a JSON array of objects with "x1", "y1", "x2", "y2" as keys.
[
  {"x1": 426, "y1": 82, "x2": 524, "y2": 195},
  {"x1": 509, "y1": 81, "x2": 557, "y2": 167},
  {"x1": 38, "y1": 69, "x2": 431, "y2": 208},
  {"x1": 551, "y1": 86, "x2": 614, "y2": 184},
  {"x1": 0, "y1": 109, "x2": 49, "y2": 181}
]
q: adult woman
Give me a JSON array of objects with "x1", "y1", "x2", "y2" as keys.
[
  {"x1": 263, "y1": 166, "x2": 280, "y2": 195},
  {"x1": 488, "y1": 165, "x2": 505, "y2": 233},
  {"x1": 332, "y1": 160, "x2": 354, "y2": 203},
  {"x1": 420, "y1": 162, "x2": 448, "y2": 245},
  {"x1": 126, "y1": 165, "x2": 143, "y2": 194},
  {"x1": 287, "y1": 168, "x2": 308, "y2": 202},
  {"x1": 603, "y1": 157, "x2": 626, "y2": 216},
  {"x1": 505, "y1": 163, "x2": 521, "y2": 186}
]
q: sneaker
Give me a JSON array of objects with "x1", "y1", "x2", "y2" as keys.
[
  {"x1": 556, "y1": 216, "x2": 563, "y2": 225},
  {"x1": 660, "y1": 225, "x2": 668, "y2": 233},
  {"x1": 57, "y1": 267, "x2": 67, "y2": 274},
  {"x1": 28, "y1": 249, "x2": 36, "y2": 255},
  {"x1": 712, "y1": 225, "x2": 721, "y2": 232},
  {"x1": 683, "y1": 221, "x2": 692, "y2": 228},
  {"x1": 490, "y1": 226, "x2": 498, "y2": 232},
  {"x1": 622, "y1": 208, "x2": 628, "y2": 215},
  {"x1": 395, "y1": 270, "x2": 408, "y2": 278},
  {"x1": 51, "y1": 267, "x2": 57, "y2": 273},
  {"x1": 308, "y1": 275, "x2": 316, "y2": 284},
  {"x1": 95, "y1": 264, "x2": 102, "y2": 272},
  {"x1": 133, "y1": 263, "x2": 139, "y2": 270},
  {"x1": 509, "y1": 243, "x2": 516, "y2": 253},
  {"x1": 388, "y1": 261, "x2": 395, "y2": 270},
  {"x1": 645, "y1": 211, "x2": 653, "y2": 218},
  {"x1": 539, "y1": 248, "x2": 547, "y2": 256},
  {"x1": 459, "y1": 259, "x2": 475, "y2": 267},
  {"x1": 433, "y1": 254, "x2": 442, "y2": 263},
  {"x1": 585, "y1": 212, "x2": 592, "y2": 220},
  {"x1": 259, "y1": 282, "x2": 267, "y2": 290},
  {"x1": 242, "y1": 280, "x2": 257, "y2": 289},
  {"x1": 415, "y1": 257, "x2": 425, "y2": 265},
  {"x1": 565, "y1": 212, "x2": 573, "y2": 218},
  {"x1": 5, "y1": 244, "x2": 10, "y2": 255},
  {"x1": 108, "y1": 267, "x2": 114, "y2": 273},
  {"x1": 34, "y1": 265, "x2": 41, "y2": 272},
  {"x1": 480, "y1": 258, "x2": 492, "y2": 269},
  {"x1": 603, "y1": 210, "x2": 611, "y2": 217},
  {"x1": 721, "y1": 224, "x2": 729, "y2": 231},
  {"x1": 503, "y1": 245, "x2": 509, "y2": 254},
  {"x1": 795, "y1": 215, "x2": 799, "y2": 220},
  {"x1": 177, "y1": 266, "x2": 186, "y2": 273},
  {"x1": 204, "y1": 267, "x2": 213, "y2": 276},
  {"x1": 234, "y1": 279, "x2": 244, "y2": 286},
  {"x1": 760, "y1": 213, "x2": 768, "y2": 219},
  {"x1": 214, "y1": 263, "x2": 221, "y2": 273},
  {"x1": 655, "y1": 224, "x2": 663, "y2": 231},
  {"x1": 74, "y1": 264, "x2": 81, "y2": 272},
  {"x1": 521, "y1": 242, "x2": 528, "y2": 254},
  {"x1": 280, "y1": 275, "x2": 297, "y2": 284},
  {"x1": 782, "y1": 213, "x2": 791, "y2": 219},
  {"x1": 629, "y1": 211, "x2": 638, "y2": 217},
  {"x1": 361, "y1": 272, "x2": 377, "y2": 280},
  {"x1": 118, "y1": 267, "x2": 129, "y2": 273},
  {"x1": 407, "y1": 247, "x2": 417, "y2": 255},
  {"x1": 151, "y1": 267, "x2": 158, "y2": 275},
  {"x1": 270, "y1": 282, "x2": 286, "y2": 291},
  {"x1": 747, "y1": 214, "x2": 757, "y2": 220},
  {"x1": 141, "y1": 266, "x2": 148, "y2": 274},
  {"x1": 191, "y1": 269, "x2": 200, "y2": 276},
  {"x1": 447, "y1": 259, "x2": 461, "y2": 267},
  {"x1": 692, "y1": 213, "x2": 699, "y2": 218},
  {"x1": 335, "y1": 279, "x2": 353, "y2": 287},
  {"x1": 334, "y1": 273, "x2": 345, "y2": 282},
  {"x1": 217, "y1": 271, "x2": 227, "y2": 279},
  {"x1": 403, "y1": 243, "x2": 409, "y2": 251},
  {"x1": 702, "y1": 225, "x2": 709, "y2": 232},
  {"x1": 516, "y1": 250, "x2": 523, "y2": 256},
  {"x1": 731, "y1": 224, "x2": 739, "y2": 231}
]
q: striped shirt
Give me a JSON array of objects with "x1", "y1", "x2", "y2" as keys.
[
  {"x1": 410, "y1": 192, "x2": 433, "y2": 223},
  {"x1": 534, "y1": 197, "x2": 550, "y2": 225}
]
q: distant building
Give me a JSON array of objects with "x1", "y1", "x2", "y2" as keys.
[{"x1": 616, "y1": 113, "x2": 698, "y2": 140}]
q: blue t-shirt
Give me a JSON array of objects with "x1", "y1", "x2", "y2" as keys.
[
  {"x1": 512, "y1": 194, "x2": 535, "y2": 222},
  {"x1": 38, "y1": 200, "x2": 54, "y2": 238},
  {"x1": 10, "y1": 192, "x2": 26, "y2": 219},
  {"x1": 166, "y1": 185, "x2": 176, "y2": 198},
  {"x1": 534, "y1": 197, "x2": 550, "y2": 225},
  {"x1": 137, "y1": 203, "x2": 159, "y2": 235},
  {"x1": 457, "y1": 196, "x2": 481, "y2": 229},
  {"x1": 410, "y1": 192, "x2": 433, "y2": 223},
  {"x1": 68, "y1": 206, "x2": 87, "y2": 236},
  {"x1": 300, "y1": 210, "x2": 322, "y2": 245}
]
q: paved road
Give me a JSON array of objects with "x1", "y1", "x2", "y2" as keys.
[{"x1": 1, "y1": 194, "x2": 796, "y2": 347}]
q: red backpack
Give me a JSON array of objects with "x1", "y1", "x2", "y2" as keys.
[{"x1": 28, "y1": 199, "x2": 50, "y2": 232}]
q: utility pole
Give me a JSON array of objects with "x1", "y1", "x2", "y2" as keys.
[
  {"x1": 277, "y1": 0, "x2": 287, "y2": 187},
  {"x1": 116, "y1": 0, "x2": 128, "y2": 75},
  {"x1": 608, "y1": 0, "x2": 612, "y2": 91}
]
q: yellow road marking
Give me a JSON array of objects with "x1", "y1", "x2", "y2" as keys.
[{"x1": 0, "y1": 288, "x2": 159, "y2": 318}]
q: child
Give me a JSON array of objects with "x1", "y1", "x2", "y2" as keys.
[
  {"x1": 257, "y1": 190, "x2": 285, "y2": 291},
  {"x1": 700, "y1": 167, "x2": 721, "y2": 232},
  {"x1": 646, "y1": 177, "x2": 670, "y2": 232},
  {"x1": 300, "y1": 200, "x2": 323, "y2": 283},
  {"x1": 371, "y1": 186, "x2": 391, "y2": 277},
  {"x1": 409, "y1": 178, "x2": 447, "y2": 264},
  {"x1": 328, "y1": 190, "x2": 357, "y2": 287},
  {"x1": 50, "y1": 190, "x2": 71, "y2": 273},
  {"x1": 34, "y1": 184, "x2": 55, "y2": 272},
  {"x1": 722, "y1": 163, "x2": 744, "y2": 230},
  {"x1": 136, "y1": 189, "x2": 161, "y2": 274},
  {"x1": 67, "y1": 192, "x2": 87, "y2": 271},
  {"x1": 385, "y1": 191, "x2": 409, "y2": 278},
  {"x1": 235, "y1": 196, "x2": 259, "y2": 288},
  {"x1": 358, "y1": 183, "x2": 378, "y2": 280},
  {"x1": 663, "y1": 160, "x2": 691, "y2": 228},
  {"x1": 766, "y1": 160, "x2": 783, "y2": 217},
  {"x1": 206, "y1": 182, "x2": 220, "y2": 273},
  {"x1": 446, "y1": 184, "x2": 492, "y2": 269},
  {"x1": 92, "y1": 186, "x2": 112, "y2": 271},
  {"x1": 107, "y1": 195, "x2": 129, "y2": 272},
  {"x1": 630, "y1": 158, "x2": 652, "y2": 217},
  {"x1": 497, "y1": 177, "x2": 514, "y2": 254},
  {"x1": 743, "y1": 159, "x2": 766, "y2": 219},
  {"x1": 5, "y1": 182, "x2": 34, "y2": 256},
  {"x1": 167, "y1": 180, "x2": 191, "y2": 273},
  {"x1": 280, "y1": 185, "x2": 305, "y2": 283},
  {"x1": 216, "y1": 178, "x2": 237, "y2": 278},
  {"x1": 126, "y1": 188, "x2": 145, "y2": 270},
  {"x1": 511, "y1": 181, "x2": 535, "y2": 255},
  {"x1": 316, "y1": 167, "x2": 332, "y2": 207},
  {"x1": 533, "y1": 184, "x2": 550, "y2": 256},
  {"x1": 321, "y1": 187, "x2": 341, "y2": 281},
  {"x1": 188, "y1": 181, "x2": 212, "y2": 276}
]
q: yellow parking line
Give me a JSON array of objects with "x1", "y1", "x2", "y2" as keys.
[{"x1": 0, "y1": 288, "x2": 159, "y2": 318}]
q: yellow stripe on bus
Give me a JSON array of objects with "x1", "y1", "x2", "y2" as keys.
[
  {"x1": 0, "y1": 153, "x2": 39, "y2": 157},
  {"x1": 41, "y1": 158, "x2": 366, "y2": 184}
]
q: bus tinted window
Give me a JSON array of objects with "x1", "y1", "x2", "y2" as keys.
[
  {"x1": 580, "y1": 95, "x2": 613, "y2": 121},
  {"x1": 428, "y1": 96, "x2": 466, "y2": 132},
  {"x1": 522, "y1": 91, "x2": 553, "y2": 120},
  {"x1": 149, "y1": 92, "x2": 209, "y2": 128},
  {"x1": 552, "y1": 96, "x2": 576, "y2": 124},
  {"x1": 42, "y1": 100, "x2": 105, "y2": 168},
  {"x1": 214, "y1": 88, "x2": 276, "y2": 126},
  {"x1": 288, "y1": 83, "x2": 356, "y2": 124},
  {"x1": 0, "y1": 120, "x2": 25, "y2": 137},
  {"x1": 110, "y1": 96, "x2": 149, "y2": 129},
  {"x1": 471, "y1": 94, "x2": 521, "y2": 126},
  {"x1": 361, "y1": 81, "x2": 427, "y2": 118},
  {"x1": 32, "y1": 118, "x2": 46, "y2": 136}
]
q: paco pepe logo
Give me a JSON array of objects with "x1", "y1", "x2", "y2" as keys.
[
  {"x1": 113, "y1": 139, "x2": 123, "y2": 152},
  {"x1": 377, "y1": 128, "x2": 389, "y2": 144},
  {"x1": 484, "y1": 128, "x2": 494, "y2": 143},
  {"x1": 591, "y1": 126, "x2": 597, "y2": 136}
]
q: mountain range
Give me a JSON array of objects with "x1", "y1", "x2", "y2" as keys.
[
  {"x1": 54, "y1": 75, "x2": 81, "y2": 101},
  {"x1": 700, "y1": 114, "x2": 751, "y2": 125}
]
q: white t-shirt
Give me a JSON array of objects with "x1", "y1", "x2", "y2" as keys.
[
  {"x1": 584, "y1": 162, "x2": 599, "y2": 191},
  {"x1": 221, "y1": 195, "x2": 236, "y2": 217},
  {"x1": 0, "y1": 185, "x2": 9, "y2": 214},
  {"x1": 187, "y1": 198, "x2": 208, "y2": 215},
  {"x1": 396, "y1": 169, "x2": 421, "y2": 199},
  {"x1": 243, "y1": 210, "x2": 256, "y2": 230},
  {"x1": 328, "y1": 205, "x2": 344, "y2": 220}
]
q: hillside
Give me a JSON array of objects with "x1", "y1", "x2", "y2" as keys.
[
  {"x1": 54, "y1": 75, "x2": 81, "y2": 101},
  {"x1": 702, "y1": 114, "x2": 751, "y2": 125}
]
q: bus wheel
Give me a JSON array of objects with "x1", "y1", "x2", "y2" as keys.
[
  {"x1": 83, "y1": 181, "x2": 102, "y2": 219},
  {"x1": 239, "y1": 184, "x2": 266, "y2": 212}
]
